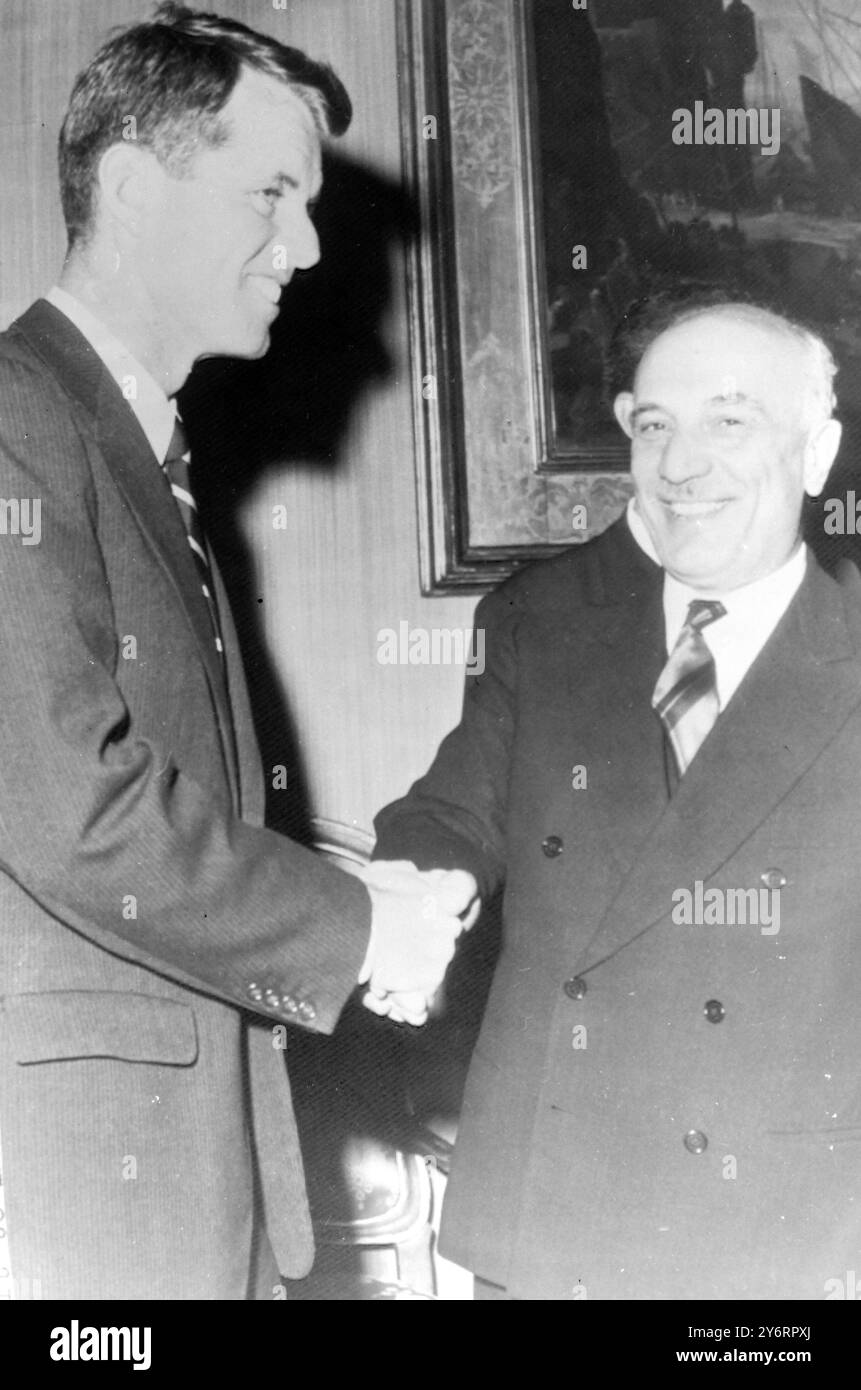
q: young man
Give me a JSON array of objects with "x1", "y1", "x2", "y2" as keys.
[{"x1": 0, "y1": 4, "x2": 470, "y2": 1300}]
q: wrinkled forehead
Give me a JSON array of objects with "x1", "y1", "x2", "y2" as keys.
[{"x1": 634, "y1": 309, "x2": 808, "y2": 405}]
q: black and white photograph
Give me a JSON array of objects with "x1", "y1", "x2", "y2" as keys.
[{"x1": 1, "y1": 0, "x2": 861, "y2": 1348}]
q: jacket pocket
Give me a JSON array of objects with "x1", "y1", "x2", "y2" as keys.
[{"x1": 0, "y1": 990, "x2": 198, "y2": 1066}]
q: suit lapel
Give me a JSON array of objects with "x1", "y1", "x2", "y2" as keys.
[
  {"x1": 579, "y1": 556, "x2": 861, "y2": 969},
  {"x1": 565, "y1": 529, "x2": 669, "y2": 875},
  {"x1": 15, "y1": 300, "x2": 241, "y2": 805},
  {"x1": 208, "y1": 555, "x2": 264, "y2": 824}
]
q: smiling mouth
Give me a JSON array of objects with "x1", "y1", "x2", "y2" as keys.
[
  {"x1": 661, "y1": 499, "x2": 731, "y2": 519},
  {"x1": 247, "y1": 275, "x2": 283, "y2": 307}
]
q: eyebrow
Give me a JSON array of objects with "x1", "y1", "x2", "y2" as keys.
[
  {"x1": 629, "y1": 402, "x2": 666, "y2": 421},
  {"x1": 264, "y1": 170, "x2": 323, "y2": 202},
  {"x1": 266, "y1": 172, "x2": 299, "y2": 191}
]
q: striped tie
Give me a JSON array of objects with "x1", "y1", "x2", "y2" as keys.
[
  {"x1": 652, "y1": 599, "x2": 726, "y2": 777},
  {"x1": 163, "y1": 416, "x2": 224, "y2": 660}
]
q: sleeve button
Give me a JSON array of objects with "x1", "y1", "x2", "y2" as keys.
[
  {"x1": 683, "y1": 1130, "x2": 708, "y2": 1155},
  {"x1": 563, "y1": 976, "x2": 587, "y2": 1000},
  {"x1": 760, "y1": 868, "x2": 787, "y2": 890}
]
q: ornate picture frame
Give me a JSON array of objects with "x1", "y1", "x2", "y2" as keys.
[{"x1": 398, "y1": 0, "x2": 633, "y2": 594}]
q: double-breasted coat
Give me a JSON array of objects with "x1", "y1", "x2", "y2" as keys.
[{"x1": 375, "y1": 518, "x2": 861, "y2": 1300}]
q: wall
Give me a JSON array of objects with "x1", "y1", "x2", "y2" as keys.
[{"x1": 0, "y1": 0, "x2": 478, "y2": 838}]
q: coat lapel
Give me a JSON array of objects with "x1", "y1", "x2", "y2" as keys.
[
  {"x1": 208, "y1": 555, "x2": 265, "y2": 824},
  {"x1": 14, "y1": 300, "x2": 241, "y2": 805},
  {"x1": 564, "y1": 525, "x2": 670, "y2": 876},
  {"x1": 579, "y1": 555, "x2": 861, "y2": 970}
]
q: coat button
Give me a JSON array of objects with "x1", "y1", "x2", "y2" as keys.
[
  {"x1": 264, "y1": 989, "x2": 280, "y2": 1009},
  {"x1": 542, "y1": 835, "x2": 563, "y2": 858},
  {"x1": 247, "y1": 983, "x2": 264, "y2": 1003},
  {"x1": 704, "y1": 999, "x2": 725, "y2": 1023},
  {"x1": 297, "y1": 1000, "x2": 317, "y2": 1023},
  {"x1": 760, "y1": 868, "x2": 787, "y2": 890},
  {"x1": 563, "y1": 976, "x2": 587, "y2": 1000},
  {"x1": 281, "y1": 995, "x2": 298, "y2": 1014},
  {"x1": 683, "y1": 1130, "x2": 708, "y2": 1155}
]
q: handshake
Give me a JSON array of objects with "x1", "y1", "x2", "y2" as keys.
[{"x1": 357, "y1": 860, "x2": 480, "y2": 1026}]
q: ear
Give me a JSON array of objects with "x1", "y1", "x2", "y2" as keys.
[
  {"x1": 613, "y1": 391, "x2": 635, "y2": 438},
  {"x1": 96, "y1": 142, "x2": 161, "y2": 235},
  {"x1": 803, "y1": 417, "x2": 842, "y2": 498}
]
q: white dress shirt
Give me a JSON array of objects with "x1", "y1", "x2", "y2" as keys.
[
  {"x1": 45, "y1": 285, "x2": 177, "y2": 463},
  {"x1": 626, "y1": 497, "x2": 807, "y2": 711}
]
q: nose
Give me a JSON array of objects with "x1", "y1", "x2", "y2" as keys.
[
  {"x1": 658, "y1": 427, "x2": 712, "y2": 487},
  {"x1": 274, "y1": 207, "x2": 320, "y2": 272}
]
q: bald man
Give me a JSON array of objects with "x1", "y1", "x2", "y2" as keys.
[{"x1": 373, "y1": 291, "x2": 861, "y2": 1300}]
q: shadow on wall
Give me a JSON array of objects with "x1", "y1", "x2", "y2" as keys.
[
  {"x1": 179, "y1": 150, "x2": 501, "y2": 1284},
  {"x1": 179, "y1": 151, "x2": 418, "y2": 847}
]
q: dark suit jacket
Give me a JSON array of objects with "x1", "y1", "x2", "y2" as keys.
[
  {"x1": 375, "y1": 517, "x2": 861, "y2": 1300},
  {"x1": 0, "y1": 300, "x2": 370, "y2": 1299}
]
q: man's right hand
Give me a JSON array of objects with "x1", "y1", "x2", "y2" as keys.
[{"x1": 357, "y1": 860, "x2": 479, "y2": 1025}]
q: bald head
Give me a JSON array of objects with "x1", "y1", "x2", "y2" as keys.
[{"x1": 647, "y1": 303, "x2": 838, "y2": 430}]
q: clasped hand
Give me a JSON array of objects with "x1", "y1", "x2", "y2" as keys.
[{"x1": 358, "y1": 860, "x2": 480, "y2": 1025}]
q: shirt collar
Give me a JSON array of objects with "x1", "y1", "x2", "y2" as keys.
[
  {"x1": 625, "y1": 494, "x2": 808, "y2": 689},
  {"x1": 44, "y1": 286, "x2": 177, "y2": 464},
  {"x1": 662, "y1": 542, "x2": 807, "y2": 646}
]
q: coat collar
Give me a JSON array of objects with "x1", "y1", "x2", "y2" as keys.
[
  {"x1": 12, "y1": 299, "x2": 241, "y2": 804},
  {"x1": 581, "y1": 514, "x2": 663, "y2": 622}
]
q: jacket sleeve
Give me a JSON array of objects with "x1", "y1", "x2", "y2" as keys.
[
  {"x1": 373, "y1": 583, "x2": 520, "y2": 902},
  {"x1": 0, "y1": 355, "x2": 369, "y2": 1034}
]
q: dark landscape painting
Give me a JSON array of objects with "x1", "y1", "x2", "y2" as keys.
[{"x1": 532, "y1": 0, "x2": 861, "y2": 468}]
